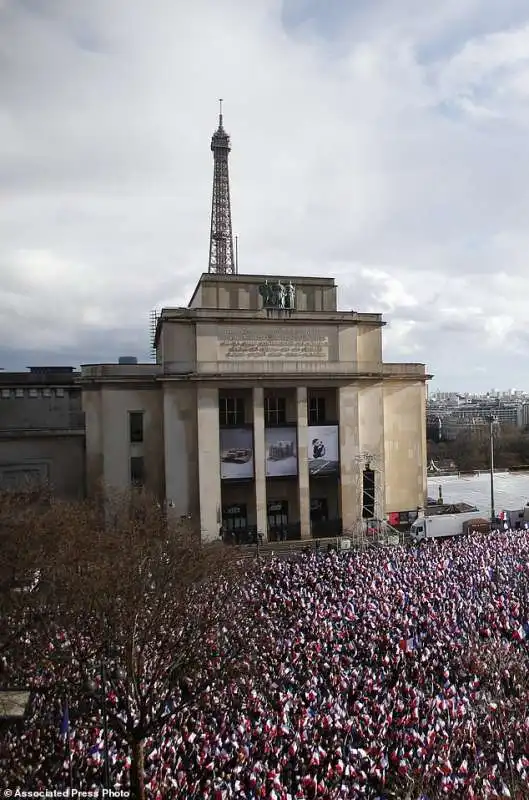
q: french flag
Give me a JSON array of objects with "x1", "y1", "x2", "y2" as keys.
[
  {"x1": 398, "y1": 636, "x2": 419, "y2": 653},
  {"x1": 513, "y1": 622, "x2": 529, "y2": 641}
]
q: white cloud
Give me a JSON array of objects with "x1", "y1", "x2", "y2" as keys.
[
  {"x1": 1, "y1": 0, "x2": 529, "y2": 388},
  {"x1": 436, "y1": 23, "x2": 529, "y2": 119}
]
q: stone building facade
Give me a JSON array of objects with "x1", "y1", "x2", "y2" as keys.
[
  {"x1": 0, "y1": 366, "x2": 85, "y2": 498},
  {"x1": 80, "y1": 272, "x2": 430, "y2": 542}
]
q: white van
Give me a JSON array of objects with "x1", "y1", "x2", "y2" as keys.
[{"x1": 410, "y1": 512, "x2": 485, "y2": 543}]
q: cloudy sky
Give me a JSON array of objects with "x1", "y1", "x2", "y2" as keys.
[{"x1": 2, "y1": 0, "x2": 529, "y2": 390}]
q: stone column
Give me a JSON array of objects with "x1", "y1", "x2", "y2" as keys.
[
  {"x1": 253, "y1": 387, "x2": 268, "y2": 541},
  {"x1": 163, "y1": 384, "x2": 195, "y2": 519},
  {"x1": 339, "y1": 385, "x2": 361, "y2": 531},
  {"x1": 296, "y1": 387, "x2": 311, "y2": 539},
  {"x1": 197, "y1": 386, "x2": 221, "y2": 542}
]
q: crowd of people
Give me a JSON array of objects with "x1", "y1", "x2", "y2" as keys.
[{"x1": 2, "y1": 529, "x2": 529, "y2": 798}]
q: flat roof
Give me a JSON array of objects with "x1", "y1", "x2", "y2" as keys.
[
  {"x1": 187, "y1": 272, "x2": 336, "y2": 307},
  {"x1": 0, "y1": 370, "x2": 80, "y2": 385},
  {"x1": 195, "y1": 272, "x2": 336, "y2": 284}
]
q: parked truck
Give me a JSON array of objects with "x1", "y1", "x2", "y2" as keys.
[{"x1": 410, "y1": 512, "x2": 490, "y2": 543}]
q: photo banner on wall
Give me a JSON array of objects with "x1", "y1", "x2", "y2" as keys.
[
  {"x1": 308, "y1": 425, "x2": 340, "y2": 476},
  {"x1": 220, "y1": 428, "x2": 254, "y2": 480},
  {"x1": 265, "y1": 427, "x2": 298, "y2": 477}
]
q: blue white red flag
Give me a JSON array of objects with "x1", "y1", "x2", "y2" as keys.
[{"x1": 398, "y1": 637, "x2": 420, "y2": 653}]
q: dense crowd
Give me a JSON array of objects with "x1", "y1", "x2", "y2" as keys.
[{"x1": 2, "y1": 530, "x2": 529, "y2": 798}]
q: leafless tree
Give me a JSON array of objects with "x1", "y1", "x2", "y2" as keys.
[
  {"x1": 0, "y1": 486, "x2": 55, "y2": 656},
  {"x1": 1, "y1": 488, "x2": 256, "y2": 799}
]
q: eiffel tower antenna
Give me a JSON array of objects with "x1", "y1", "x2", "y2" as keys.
[{"x1": 208, "y1": 100, "x2": 236, "y2": 274}]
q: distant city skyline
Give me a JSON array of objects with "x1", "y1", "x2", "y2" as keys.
[
  {"x1": 2, "y1": 1, "x2": 529, "y2": 389},
  {"x1": 430, "y1": 388, "x2": 529, "y2": 397}
]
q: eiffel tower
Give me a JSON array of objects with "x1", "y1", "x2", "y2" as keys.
[{"x1": 208, "y1": 100, "x2": 236, "y2": 274}]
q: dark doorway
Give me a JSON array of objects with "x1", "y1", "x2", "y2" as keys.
[
  {"x1": 222, "y1": 504, "x2": 248, "y2": 540},
  {"x1": 310, "y1": 497, "x2": 328, "y2": 523},
  {"x1": 267, "y1": 501, "x2": 289, "y2": 540},
  {"x1": 268, "y1": 500, "x2": 288, "y2": 527}
]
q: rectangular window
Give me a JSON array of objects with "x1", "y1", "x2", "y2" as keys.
[
  {"x1": 267, "y1": 500, "x2": 289, "y2": 529},
  {"x1": 264, "y1": 396, "x2": 286, "y2": 425},
  {"x1": 222, "y1": 504, "x2": 248, "y2": 532},
  {"x1": 219, "y1": 396, "x2": 245, "y2": 426},
  {"x1": 130, "y1": 456, "x2": 145, "y2": 486},
  {"x1": 308, "y1": 396, "x2": 326, "y2": 425},
  {"x1": 129, "y1": 411, "x2": 144, "y2": 443}
]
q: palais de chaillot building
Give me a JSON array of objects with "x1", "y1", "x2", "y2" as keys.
[{"x1": 80, "y1": 104, "x2": 431, "y2": 543}]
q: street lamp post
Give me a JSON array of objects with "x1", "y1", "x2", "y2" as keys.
[{"x1": 488, "y1": 415, "x2": 496, "y2": 524}]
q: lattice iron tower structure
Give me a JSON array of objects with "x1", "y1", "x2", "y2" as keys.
[{"x1": 208, "y1": 100, "x2": 236, "y2": 274}]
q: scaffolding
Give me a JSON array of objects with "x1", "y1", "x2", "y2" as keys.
[
  {"x1": 149, "y1": 309, "x2": 159, "y2": 362},
  {"x1": 344, "y1": 451, "x2": 405, "y2": 548}
]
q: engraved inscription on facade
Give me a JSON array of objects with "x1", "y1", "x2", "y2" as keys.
[{"x1": 219, "y1": 327, "x2": 329, "y2": 360}]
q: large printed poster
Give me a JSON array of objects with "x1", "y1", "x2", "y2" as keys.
[
  {"x1": 308, "y1": 425, "x2": 340, "y2": 476},
  {"x1": 265, "y1": 427, "x2": 298, "y2": 477},
  {"x1": 220, "y1": 428, "x2": 254, "y2": 480}
]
